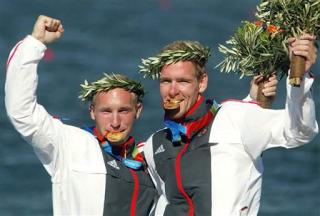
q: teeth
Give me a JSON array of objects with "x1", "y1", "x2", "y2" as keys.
[
  {"x1": 106, "y1": 132, "x2": 124, "y2": 142},
  {"x1": 163, "y1": 99, "x2": 181, "y2": 110}
]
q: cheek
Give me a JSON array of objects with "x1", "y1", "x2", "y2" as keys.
[
  {"x1": 183, "y1": 88, "x2": 199, "y2": 105},
  {"x1": 122, "y1": 114, "x2": 136, "y2": 127},
  {"x1": 159, "y1": 86, "x2": 168, "y2": 98},
  {"x1": 181, "y1": 86, "x2": 196, "y2": 98},
  {"x1": 95, "y1": 113, "x2": 110, "y2": 124}
]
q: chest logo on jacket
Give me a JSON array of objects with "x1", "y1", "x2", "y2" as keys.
[
  {"x1": 155, "y1": 144, "x2": 166, "y2": 155},
  {"x1": 107, "y1": 159, "x2": 120, "y2": 170}
]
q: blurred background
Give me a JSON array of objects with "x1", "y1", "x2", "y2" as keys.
[{"x1": 0, "y1": 0, "x2": 319, "y2": 215}]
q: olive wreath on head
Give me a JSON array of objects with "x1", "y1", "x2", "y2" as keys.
[
  {"x1": 139, "y1": 41, "x2": 211, "y2": 79},
  {"x1": 79, "y1": 73, "x2": 145, "y2": 102}
]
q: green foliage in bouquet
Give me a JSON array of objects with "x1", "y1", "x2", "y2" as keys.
[
  {"x1": 216, "y1": 21, "x2": 290, "y2": 78},
  {"x1": 256, "y1": 0, "x2": 320, "y2": 38}
]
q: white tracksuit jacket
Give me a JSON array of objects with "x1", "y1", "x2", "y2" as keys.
[
  {"x1": 5, "y1": 36, "x2": 158, "y2": 216},
  {"x1": 144, "y1": 66, "x2": 318, "y2": 215}
]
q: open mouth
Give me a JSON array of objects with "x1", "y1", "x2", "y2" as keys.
[
  {"x1": 163, "y1": 99, "x2": 181, "y2": 110},
  {"x1": 105, "y1": 131, "x2": 125, "y2": 142}
]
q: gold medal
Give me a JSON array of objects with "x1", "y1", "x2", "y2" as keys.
[
  {"x1": 163, "y1": 99, "x2": 181, "y2": 110},
  {"x1": 106, "y1": 132, "x2": 124, "y2": 142}
]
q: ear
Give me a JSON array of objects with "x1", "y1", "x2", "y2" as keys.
[
  {"x1": 199, "y1": 73, "x2": 208, "y2": 93},
  {"x1": 89, "y1": 105, "x2": 96, "y2": 121},
  {"x1": 135, "y1": 102, "x2": 143, "y2": 119}
]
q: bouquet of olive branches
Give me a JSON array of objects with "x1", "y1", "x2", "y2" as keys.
[
  {"x1": 216, "y1": 21, "x2": 289, "y2": 108},
  {"x1": 256, "y1": 0, "x2": 320, "y2": 86}
]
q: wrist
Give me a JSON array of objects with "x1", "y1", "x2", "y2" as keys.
[{"x1": 31, "y1": 32, "x2": 45, "y2": 44}]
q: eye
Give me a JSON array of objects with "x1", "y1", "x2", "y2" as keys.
[
  {"x1": 178, "y1": 79, "x2": 191, "y2": 85},
  {"x1": 100, "y1": 108, "x2": 112, "y2": 113},
  {"x1": 180, "y1": 80, "x2": 189, "y2": 84},
  {"x1": 119, "y1": 108, "x2": 131, "y2": 114},
  {"x1": 160, "y1": 78, "x2": 171, "y2": 84}
]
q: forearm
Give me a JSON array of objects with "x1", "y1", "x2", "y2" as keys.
[
  {"x1": 5, "y1": 36, "x2": 62, "y2": 169},
  {"x1": 5, "y1": 35, "x2": 46, "y2": 117},
  {"x1": 5, "y1": 35, "x2": 46, "y2": 135},
  {"x1": 284, "y1": 73, "x2": 318, "y2": 146}
]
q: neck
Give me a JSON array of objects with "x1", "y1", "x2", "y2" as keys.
[
  {"x1": 184, "y1": 95, "x2": 204, "y2": 118},
  {"x1": 163, "y1": 96, "x2": 216, "y2": 142}
]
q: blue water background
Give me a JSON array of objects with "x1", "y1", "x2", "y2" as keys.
[{"x1": 0, "y1": 0, "x2": 319, "y2": 215}]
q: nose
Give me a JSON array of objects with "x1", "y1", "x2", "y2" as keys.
[
  {"x1": 110, "y1": 113, "x2": 121, "y2": 130},
  {"x1": 168, "y1": 81, "x2": 179, "y2": 97}
]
